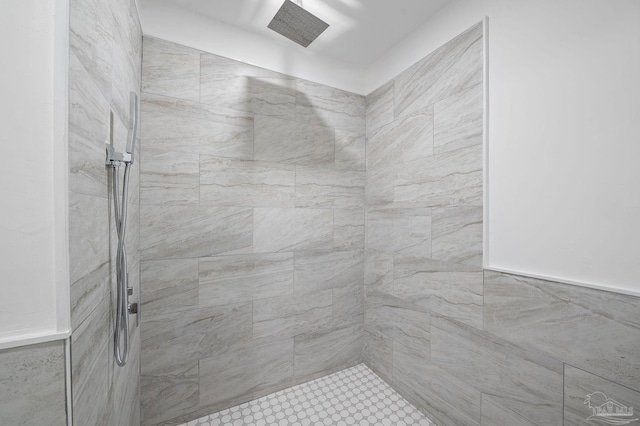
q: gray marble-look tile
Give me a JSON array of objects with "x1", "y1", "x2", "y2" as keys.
[
  {"x1": 333, "y1": 284, "x2": 364, "y2": 328},
  {"x1": 199, "y1": 253, "x2": 294, "y2": 307},
  {"x1": 69, "y1": 192, "x2": 109, "y2": 285},
  {"x1": 72, "y1": 297, "x2": 111, "y2": 426},
  {"x1": 141, "y1": 303, "x2": 253, "y2": 374},
  {"x1": 142, "y1": 37, "x2": 200, "y2": 101},
  {"x1": 434, "y1": 83, "x2": 483, "y2": 154},
  {"x1": 564, "y1": 364, "x2": 640, "y2": 426},
  {"x1": 294, "y1": 250, "x2": 363, "y2": 293},
  {"x1": 366, "y1": 166, "x2": 394, "y2": 208},
  {"x1": 431, "y1": 206, "x2": 483, "y2": 267},
  {"x1": 140, "y1": 258, "x2": 199, "y2": 318},
  {"x1": 0, "y1": 341, "x2": 66, "y2": 426},
  {"x1": 252, "y1": 290, "x2": 333, "y2": 339},
  {"x1": 366, "y1": 208, "x2": 431, "y2": 257},
  {"x1": 363, "y1": 331, "x2": 393, "y2": 384},
  {"x1": 71, "y1": 261, "x2": 109, "y2": 330},
  {"x1": 367, "y1": 107, "x2": 434, "y2": 171},
  {"x1": 253, "y1": 208, "x2": 333, "y2": 253},
  {"x1": 295, "y1": 166, "x2": 365, "y2": 209},
  {"x1": 392, "y1": 327, "x2": 482, "y2": 426},
  {"x1": 70, "y1": 0, "x2": 114, "y2": 100},
  {"x1": 140, "y1": 150, "x2": 200, "y2": 205},
  {"x1": 333, "y1": 209, "x2": 364, "y2": 250},
  {"x1": 484, "y1": 271, "x2": 640, "y2": 392},
  {"x1": 200, "y1": 53, "x2": 296, "y2": 120},
  {"x1": 140, "y1": 204, "x2": 252, "y2": 260},
  {"x1": 394, "y1": 144, "x2": 483, "y2": 208},
  {"x1": 199, "y1": 338, "x2": 294, "y2": 407},
  {"x1": 392, "y1": 257, "x2": 483, "y2": 328},
  {"x1": 69, "y1": 52, "x2": 110, "y2": 198},
  {"x1": 481, "y1": 394, "x2": 537, "y2": 426},
  {"x1": 364, "y1": 250, "x2": 394, "y2": 293},
  {"x1": 110, "y1": 324, "x2": 141, "y2": 426},
  {"x1": 199, "y1": 156, "x2": 295, "y2": 208},
  {"x1": 366, "y1": 80, "x2": 394, "y2": 134},
  {"x1": 254, "y1": 115, "x2": 334, "y2": 166},
  {"x1": 141, "y1": 93, "x2": 254, "y2": 159},
  {"x1": 431, "y1": 316, "x2": 564, "y2": 425},
  {"x1": 294, "y1": 324, "x2": 363, "y2": 380},
  {"x1": 141, "y1": 361, "x2": 199, "y2": 426},
  {"x1": 296, "y1": 79, "x2": 365, "y2": 133},
  {"x1": 365, "y1": 291, "x2": 430, "y2": 349},
  {"x1": 335, "y1": 129, "x2": 365, "y2": 171},
  {"x1": 394, "y1": 22, "x2": 483, "y2": 119}
]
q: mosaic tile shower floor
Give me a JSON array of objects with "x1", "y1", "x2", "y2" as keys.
[{"x1": 179, "y1": 364, "x2": 436, "y2": 426}]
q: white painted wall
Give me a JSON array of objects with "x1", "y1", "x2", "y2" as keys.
[
  {"x1": 367, "y1": 0, "x2": 640, "y2": 295},
  {"x1": 0, "y1": 0, "x2": 70, "y2": 348},
  {"x1": 139, "y1": 0, "x2": 366, "y2": 94}
]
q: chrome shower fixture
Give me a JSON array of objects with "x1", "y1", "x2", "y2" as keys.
[
  {"x1": 106, "y1": 91, "x2": 139, "y2": 367},
  {"x1": 268, "y1": 0, "x2": 329, "y2": 47}
]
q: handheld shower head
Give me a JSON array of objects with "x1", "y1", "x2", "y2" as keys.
[{"x1": 126, "y1": 92, "x2": 138, "y2": 163}]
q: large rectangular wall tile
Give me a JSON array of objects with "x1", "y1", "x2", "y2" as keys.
[
  {"x1": 366, "y1": 208, "x2": 431, "y2": 257},
  {"x1": 296, "y1": 79, "x2": 365, "y2": 133},
  {"x1": 333, "y1": 284, "x2": 364, "y2": 328},
  {"x1": 253, "y1": 290, "x2": 333, "y2": 339},
  {"x1": 140, "y1": 258, "x2": 199, "y2": 318},
  {"x1": 142, "y1": 37, "x2": 200, "y2": 101},
  {"x1": 393, "y1": 331, "x2": 482, "y2": 426},
  {"x1": 294, "y1": 250, "x2": 363, "y2": 293},
  {"x1": 335, "y1": 129, "x2": 365, "y2": 171},
  {"x1": 72, "y1": 298, "x2": 111, "y2": 426},
  {"x1": 69, "y1": 52, "x2": 110, "y2": 198},
  {"x1": 367, "y1": 108, "x2": 434, "y2": 171},
  {"x1": 200, "y1": 156, "x2": 295, "y2": 208},
  {"x1": 333, "y1": 209, "x2": 364, "y2": 250},
  {"x1": 141, "y1": 303, "x2": 253, "y2": 374},
  {"x1": 434, "y1": 83, "x2": 483, "y2": 154},
  {"x1": 140, "y1": 205, "x2": 252, "y2": 260},
  {"x1": 364, "y1": 251, "x2": 394, "y2": 293},
  {"x1": 0, "y1": 341, "x2": 66, "y2": 426},
  {"x1": 484, "y1": 271, "x2": 640, "y2": 392},
  {"x1": 394, "y1": 144, "x2": 483, "y2": 208},
  {"x1": 140, "y1": 150, "x2": 200, "y2": 205},
  {"x1": 70, "y1": 262, "x2": 109, "y2": 330},
  {"x1": 69, "y1": 193, "x2": 110, "y2": 285},
  {"x1": 200, "y1": 52, "x2": 296, "y2": 120},
  {"x1": 363, "y1": 331, "x2": 393, "y2": 383},
  {"x1": 141, "y1": 93, "x2": 254, "y2": 159},
  {"x1": 431, "y1": 317, "x2": 564, "y2": 425},
  {"x1": 481, "y1": 394, "x2": 537, "y2": 426},
  {"x1": 141, "y1": 361, "x2": 199, "y2": 426},
  {"x1": 366, "y1": 80, "x2": 394, "y2": 134},
  {"x1": 253, "y1": 208, "x2": 332, "y2": 253},
  {"x1": 295, "y1": 166, "x2": 365, "y2": 209},
  {"x1": 254, "y1": 115, "x2": 334, "y2": 166},
  {"x1": 294, "y1": 324, "x2": 363, "y2": 379},
  {"x1": 394, "y1": 22, "x2": 483, "y2": 119},
  {"x1": 199, "y1": 338, "x2": 294, "y2": 407},
  {"x1": 431, "y1": 206, "x2": 483, "y2": 267},
  {"x1": 365, "y1": 291, "x2": 430, "y2": 350},
  {"x1": 393, "y1": 257, "x2": 483, "y2": 328},
  {"x1": 564, "y1": 364, "x2": 640, "y2": 426},
  {"x1": 366, "y1": 166, "x2": 394, "y2": 208},
  {"x1": 199, "y1": 253, "x2": 294, "y2": 307}
]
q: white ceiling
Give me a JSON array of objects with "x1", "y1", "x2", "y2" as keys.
[{"x1": 141, "y1": 0, "x2": 451, "y2": 68}]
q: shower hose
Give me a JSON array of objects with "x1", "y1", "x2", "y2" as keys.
[{"x1": 112, "y1": 160, "x2": 131, "y2": 367}]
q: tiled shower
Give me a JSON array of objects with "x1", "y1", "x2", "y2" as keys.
[{"x1": 0, "y1": 1, "x2": 639, "y2": 426}]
